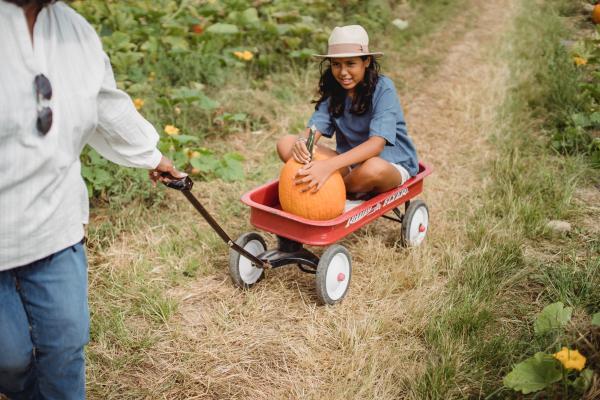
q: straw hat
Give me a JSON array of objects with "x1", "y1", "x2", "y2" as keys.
[{"x1": 314, "y1": 25, "x2": 383, "y2": 58}]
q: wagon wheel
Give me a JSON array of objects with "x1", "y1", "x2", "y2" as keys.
[
  {"x1": 401, "y1": 199, "x2": 429, "y2": 247},
  {"x1": 315, "y1": 245, "x2": 352, "y2": 305},
  {"x1": 229, "y1": 232, "x2": 266, "y2": 289}
]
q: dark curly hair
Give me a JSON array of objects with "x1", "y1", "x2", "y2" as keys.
[
  {"x1": 313, "y1": 56, "x2": 380, "y2": 118},
  {"x1": 3, "y1": 0, "x2": 55, "y2": 6}
]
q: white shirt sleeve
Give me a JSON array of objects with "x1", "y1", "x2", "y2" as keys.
[{"x1": 87, "y1": 52, "x2": 162, "y2": 169}]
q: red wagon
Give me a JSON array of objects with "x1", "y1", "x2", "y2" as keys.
[{"x1": 163, "y1": 162, "x2": 432, "y2": 305}]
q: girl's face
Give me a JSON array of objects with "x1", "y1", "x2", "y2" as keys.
[{"x1": 329, "y1": 56, "x2": 371, "y2": 94}]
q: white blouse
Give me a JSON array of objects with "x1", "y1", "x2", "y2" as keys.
[{"x1": 0, "y1": 1, "x2": 162, "y2": 270}]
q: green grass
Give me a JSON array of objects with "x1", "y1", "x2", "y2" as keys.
[
  {"x1": 83, "y1": 0, "x2": 599, "y2": 396},
  {"x1": 85, "y1": 0, "x2": 475, "y2": 343},
  {"x1": 410, "y1": 0, "x2": 600, "y2": 398}
]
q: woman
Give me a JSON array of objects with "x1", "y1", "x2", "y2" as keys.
[
  {"x1": 0, "y1": 1, "x2": 184, "y2": 398},
  {"x1": 277, "y1": 25, "x2": 419, "y2": 197}
]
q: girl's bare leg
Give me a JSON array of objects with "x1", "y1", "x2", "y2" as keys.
[{"x1": 344, "y1": 157, "x2": 402, "y2": 194}]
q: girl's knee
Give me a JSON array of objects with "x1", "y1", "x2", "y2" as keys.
[
  {"x1": 277, "y1": 134, "x2": 297, "y2": 161},
  {"x1": 360, "y1": 158, "x2": 388, "y2": 181}
]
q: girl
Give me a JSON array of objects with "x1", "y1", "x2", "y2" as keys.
[{"x1": 277, "y1": 25, "x2": 418, "y2": 197}]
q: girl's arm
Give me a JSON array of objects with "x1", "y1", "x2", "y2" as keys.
[
  {"x1": 327, "y1": 136, "x2": 385, "y2": 171},
  {"x1": 292, "y1": 127, "x2": 324, "y2": 164},
  {"x1": 296, "y1": 136, "x2": 386, "y2": 192}
]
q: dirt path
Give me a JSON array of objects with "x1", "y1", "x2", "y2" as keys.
[{"x1": 88, "y1": 0, "x2": 518, "y2": 398}]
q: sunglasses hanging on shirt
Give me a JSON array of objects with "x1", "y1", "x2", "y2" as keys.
[{"x1": 34, "y1": 74, "x2": 53, "y2": 135}]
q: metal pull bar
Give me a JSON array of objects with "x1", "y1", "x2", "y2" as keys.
[{"x1": 160, "y1": 173, "x2": 268, "y2": 269}]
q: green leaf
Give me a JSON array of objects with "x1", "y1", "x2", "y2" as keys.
[
  {"x1": 172, "y1": 150, "x2": 187, "y2": 169},
  {"x1": 571, "y1": 113, "x2": 590, "y2": 128},
  {"x1": 282, "y1": 36, "x2": 302, "y2": 50},
  {"x1": 288, "y1": 22, "x2": 313, "y2": 36},
  {"x1": 194, "y1": 95, "x2": 219, "y2": 111},
  {"x1": 534, "y1": 302, "x2": 572, "y2": 335},
  {"x1": 206, "y1": 23, "x2": 239, "y2": 34},
  {"x1": 88, "y1": 149, "x2": 108, "y2": 165},
  {"x1": 592, "y1": 312, "x2": 600, "y2": 326},
  {"x1": 170, "y1": 87, "x2": 203, "y2": 103},
  {"x1": 275, "y1": 23, "x2": 291, "y2": 35},
  {"x1": 161, "y1": 36, "x2": 189, "y2": 51},
  {"x1": 126, "y1": 82, "x2": 151, "y2": 95},
  {"x1": 81, "y1": 165, "x2": 94, "y2": 181},
  {"x1": 190, "y1": 150, "x2": 220, "y2": 173},
  {"x1": 160, "y1": 21, "x2": 188, "y2": 36},
  {"x1": 91, "y1": 168, "x2": 113, "y2": 187},
  {"x1": 172, "y1": 135, "x2": 199, "y2": 144},
  {"x1": 140, "y1": 37, "x2": 159, "y2": 54},
  {"x1": 228, "y1": 113, "x2": 247, "y2": 122},
  {"x1": 216, "y1": 112, "x2": 247, "y2": 123},
  {"x1": 86, "y1": 181, "x2": 94, "y2": 198},
  {"x1": 271, "y1": 10, "x2": 300, "y2": 23},
  {"x1": 110, "y1": 52, "x2": 144, "y2": 70},
  {"x1": 216, "y1": 152, "x2": 244, "y2": 181},
  {"x1": 240, "y1": 8, "x2": 259, "y2": 26},
  {"x1": 223, "y1": 152, "x2": 244, "y2": 162},
  {"x1": 589, "y1": 112, "x2": 600, "y2": 126},
  {"x1": 503, "y1": 352, "x2": 562, "y2": 394},
  {"x1": 290, "y1": 48, "x2": 316, "y2": 59},
  {"x1": 571, "y1": 368, "x2": 593, "y2": 393},
  {"x1": 169, "y1": 87, "x2": 218, "y2": 109},
  {"x1": 102, "y1": 32, "x2": 134, "y2": 52}
]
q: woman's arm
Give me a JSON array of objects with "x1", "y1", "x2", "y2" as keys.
[
  {"x1": 88, "y1": 52, "x2": 184, "y2": 182},
  {"x1": 88, "y1": 54, "x2": 162, "y2": 169}
]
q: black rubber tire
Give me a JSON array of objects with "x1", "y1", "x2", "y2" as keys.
[
  {"x1": 228, "y1": 232, "x2": 266, "y2": 289},
  {"x1": 401, "y1": 199, "x2": 429, "y2": 247},
  {"x1": 315, "y1": 245, "x2": 352, "y2": 305}
]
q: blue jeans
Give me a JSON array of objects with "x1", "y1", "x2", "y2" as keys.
[{"x1": 0, "y1": 241, "x2": 89, "y2": 400}]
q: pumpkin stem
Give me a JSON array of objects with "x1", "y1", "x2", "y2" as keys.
[{"x1": 307, "y1": 125, "x2": 317, "y2": 161}]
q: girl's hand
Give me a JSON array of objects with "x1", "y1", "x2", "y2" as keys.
[
  {"x1": 292, "y1": 137, "x2": 311, "y2": 164},
  {"x1": 294, "y1": 159, "x2": 335, "y2": 193},
  {"x1": 149, "y1": 155, "x2": 187, "y2": 186}
]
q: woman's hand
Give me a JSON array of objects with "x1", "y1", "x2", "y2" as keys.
[
  {"x1": 149, "y1": 156, "x2": 187, "y2": 186},
  {"x1": 292, "y1": 137, "x2": 311, "y2": 164},
  {"x1": 294, "y1": 159, "x2": 336, "y2": 193}
]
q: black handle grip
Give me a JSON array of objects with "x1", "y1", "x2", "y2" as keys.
[{"x1": 160, "y1": 172, "x2": 193, "y2": 191}]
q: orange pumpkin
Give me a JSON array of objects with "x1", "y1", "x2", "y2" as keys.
[
  {"x1": 593, "y1": 5, "x2": 600, "y2": 24},
  {"x1": 278, "y1": 151, "x2": 346, "y2": 220}
]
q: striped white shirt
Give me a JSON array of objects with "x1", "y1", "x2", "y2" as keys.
[{"x1": 0, "y1": 1, "x2": 162, "y2": 270}]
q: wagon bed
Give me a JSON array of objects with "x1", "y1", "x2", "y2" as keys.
[{"x1": 241, "y1": 162, "x2": 432, "y2": 246}]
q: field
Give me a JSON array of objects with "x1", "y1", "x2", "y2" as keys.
[{"x1": 71, "y1": 0, "x2": 600, "y2": 398}]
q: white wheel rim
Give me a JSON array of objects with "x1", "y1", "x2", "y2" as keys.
[
  {"x1": 239, "y1": 240, "x2": 264, "y2": 284},
  {"x1": 325, "y1": 252, "x2": 350, "y2": 301},
  {"x1": 408, "y1": 206, "x2": 428, "y2": 246}
]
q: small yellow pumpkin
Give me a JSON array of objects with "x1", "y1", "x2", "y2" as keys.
[
  {"x1": 278, "y1": 151, "x2": 346, "y2": 221},
  {"x1": 594, "y1": 5, "x2": 600, "y2": 24}
]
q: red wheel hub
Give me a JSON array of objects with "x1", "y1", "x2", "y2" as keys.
[
  {"x1": 337, "y1": 272, "x2": 346, "y2": 282},
  {"x1": 418, "y1": 224, "x2": 426, "y2": 233}
]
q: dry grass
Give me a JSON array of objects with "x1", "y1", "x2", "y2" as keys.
[{"x1": 86, "y1": 0, "x2": 522, "y2": 398}]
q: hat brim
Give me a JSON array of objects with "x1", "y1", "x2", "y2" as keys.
[{"x1": 312, "y1": 52, "x2": 384, "y2": 58}]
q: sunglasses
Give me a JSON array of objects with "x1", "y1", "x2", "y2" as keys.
[{"x1": 34, "y1": 74, "x2": 53, "y2": 135}]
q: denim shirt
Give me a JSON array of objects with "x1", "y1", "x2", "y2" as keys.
[{"x1": 307, "y1": 75, "x2": 418, "y2": 176}]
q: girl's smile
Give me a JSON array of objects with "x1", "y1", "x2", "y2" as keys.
[{"x1": 330, "y1": 57, "x2": 371, "y2": 96}]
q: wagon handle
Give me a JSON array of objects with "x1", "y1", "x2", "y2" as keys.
[
  {"x1": 159, "y1": 172, "x2": 269, "y2": 269},
  {"x1": 161, "y1": 173, "x2": 194, "y2": 191}
]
